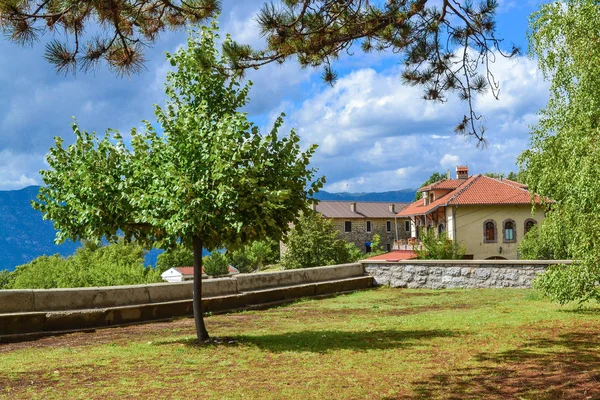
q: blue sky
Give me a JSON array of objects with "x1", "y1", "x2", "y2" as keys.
[{"x1": 0, "y1": 0, "x2": 548, "y2": 192}]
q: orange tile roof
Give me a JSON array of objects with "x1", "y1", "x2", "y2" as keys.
[
  {"x1": 363, "y1": 250, "x2": 418, "y2": 261},
  {"x1": 418, "y1": 179, "x2": 464, "y2": 192},
  {"x1": 397, "y1": 174, "x2": 543, "y2": 217}
]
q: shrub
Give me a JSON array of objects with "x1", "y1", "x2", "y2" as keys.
[{"x1": 203, "y1": 252, "x2": 229, "y2": 276}]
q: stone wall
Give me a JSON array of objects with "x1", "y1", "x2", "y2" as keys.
[{"x1": 362, "y1": 260, "x2": 571, "y2": 289}]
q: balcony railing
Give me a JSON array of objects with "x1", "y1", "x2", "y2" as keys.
[{"x1": 393, "y1": 239, "x2": 423, "y2": 251}]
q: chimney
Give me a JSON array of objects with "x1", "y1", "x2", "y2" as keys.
[
  {"x1": 389, "y1": 204, "x2": 395, "y2": 213},
  {"x1": 446, "y1": 169, "x2": 451, "y2": 180},
  {"x1": 310, "y1": 201, "x2": 317, "y2": 211},
  {"x1": 456, "y1": 165, "x2": 469, "y2": 180},
  {"x1": 350, "y1": 202, "x2": 357, "y2": 213}
]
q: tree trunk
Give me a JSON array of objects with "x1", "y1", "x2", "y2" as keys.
[{"x1": 192, "y1": 237, "x2": 209, "y2": 340}]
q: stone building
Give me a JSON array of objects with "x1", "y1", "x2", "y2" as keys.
[
  {"x1": 397, "y1": 166, "x2": 547, "y2": 260},
  {"x1": 314, "y1": 201, "x2": 411, "y2": 253}
]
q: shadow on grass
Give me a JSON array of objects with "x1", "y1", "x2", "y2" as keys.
[
  {"x1": 399, "y1": 332, "x2": 600, "y2": 400},
  {"x1": 156, "y1": 328, "x2": 460, "y2": 353}
]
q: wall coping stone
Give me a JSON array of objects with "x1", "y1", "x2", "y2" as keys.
[{"x1": 360, "y1": 259, "x2": 572, "y2": 265}]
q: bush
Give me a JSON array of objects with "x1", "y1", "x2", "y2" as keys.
[
  {"x1": 226, "y1": 239, "x2": 280, "y2": 273},
  {"x1": 8, "y1": 240, "x2": 161, "y2": 289},
  {"x1": 0, "y1": 269, "x2": 11, "y2": 289},
  {"x1": 281, "y1": 211, "x2": 363, "y2": 269},
  {"x1": 203, "y1": 252, "x2": 229, "y2": 276},
  {"x1": 416, "y1": 229, "x2": 466, "y2": 260}
]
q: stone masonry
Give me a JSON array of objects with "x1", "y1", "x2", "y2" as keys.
[
  {"x1": 362, "y1": 260, "x2": 571, "y2": 289},
  {"x1": 332, "y1": 218, "x2": 411, "y2": 253}
]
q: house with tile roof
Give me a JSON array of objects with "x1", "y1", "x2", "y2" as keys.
[
  {"x1": 397, "y1": 166, "x2": 545, "y2": 260},
  {"x1": 161, "y1": 265, "x2": 239, "y2": 282},
  {"x1": 313, "y1": 201, "x2": 411, "y2": 253}
]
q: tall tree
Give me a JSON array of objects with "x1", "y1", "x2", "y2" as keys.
[
  {"x1": 33, "y1": 23, "x2": 324, "y2": 340},
  {"x1": 0, "y1": 0, "x2": 218, "y2": 75},
  {"x1": 519, "y1": 0, "x2": 600, "y2": 304}
]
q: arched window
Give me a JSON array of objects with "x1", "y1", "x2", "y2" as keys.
[
  {"x1": 438, "y1": 223, "x2": 445, "y2": 235},
  {"x1": 524, "y1": 219, "x2": 537, "y2": 234},
  {"x1": 503, "y1": 219, "x2": 516, "y2": 243},
  {"x1": 483, "y1": 220, "x2": 497, "y2": 243}
]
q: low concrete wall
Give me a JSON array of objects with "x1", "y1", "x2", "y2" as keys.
[
  {"x1": 0, "y1": 263, "x2": 372, "y2": 338},
  {"x1": 361, "y1": 259, "x2": 571, "y2": 289}
]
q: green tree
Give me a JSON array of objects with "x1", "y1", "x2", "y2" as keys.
[
  {"x1": 156, "y1": 245, "x2": 195, "y2": 275},
  {"x1": 33, "y1": 23, "x2": 323, "y2": 340},
  {"x1": 414, "y1": 172, "x2": 445, "y2": 200},
  {"x1": 518, "y1": 0, "x2": 600, "y2": 304},
  {"x1": 416, "y1": 228, "x2": 465, "y2": 260},
  {"x1": 281, "y1": 211, "x2": 362, "y2": 270}
]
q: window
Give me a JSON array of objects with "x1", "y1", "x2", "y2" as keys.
[
  {"x1": 386, "y1": 220, "x2": 391, "y2": 232},
  {"x1": 344, "y1": 221, "x2": 352, "y2": 232},
  {"x1": 366, "y1": 221, "x2": 372, "y2": 232},
  {"x1": 503, "y1": 219, "x2": 516, "y2": 242},
  {"x1": 483, "y1": 220, "x2": 497, "y2": 243},
  {"x1": 438, "y1": 223, "x2": 445, "y2": 235},
  {"x1": 405, "y1": 220, "x2": 410, "y2": 232},
  {"x1": 524, "y1": 219, "x2": 537, "y2": 234},
  {"x1": 386, "y1": 243, "x2": 392, "y2": 252}
]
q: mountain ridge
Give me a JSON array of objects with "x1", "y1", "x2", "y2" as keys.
[{"x1": 0, "y1": 186, "x2": 416, "y2": 271}]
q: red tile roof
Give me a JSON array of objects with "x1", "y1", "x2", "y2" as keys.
[
  {"x1": 418, "y1": 179, "x2": 464, "y2": 192},
  {"x1": 397, "y1": 174, "x2": 543, "y2": 218},
  {"x1": 363, "y1": 250, "x2": 418, "y2": 261}
]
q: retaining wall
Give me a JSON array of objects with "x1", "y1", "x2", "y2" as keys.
[
  {"x1": 0, "y1": 263, "x2": 371, "y2": 339},
  {"x1": 361, "y1": 259, "x2": 571, "y2": 289}
]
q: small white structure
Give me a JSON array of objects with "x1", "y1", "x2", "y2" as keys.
[{"x1": 161, "y1": 266, "x2": 240, "y2": 282}]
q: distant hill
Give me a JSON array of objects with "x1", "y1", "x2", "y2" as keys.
[
  {"x1": 313, "y1": 189, "x2": 416, "y2": 203},
  {"x1": 0, "y1": 186, "x2": 416, "y2": 271}
]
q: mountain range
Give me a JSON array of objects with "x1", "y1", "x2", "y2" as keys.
[{"x1": 0, "y1": 186, "x2": 416, "y2": 271}]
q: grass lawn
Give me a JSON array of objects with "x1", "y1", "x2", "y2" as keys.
[{"x1": 1, "y1": 288, "x2": 600, "y2": 399}]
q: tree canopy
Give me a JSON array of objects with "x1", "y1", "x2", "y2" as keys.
[
  {"x1": 518, "y1": 0, "x2": 600, "y2": 304},
  {"x1": 33, "y1": 23, "x2": 324, "y2": 339}
]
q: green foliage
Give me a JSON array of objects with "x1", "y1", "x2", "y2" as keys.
[
  {"x1": 519, "y1": 0, "x2": 600, "y2": 303},
  {"x1": 9, "y1": 255, "x2": 66, "y2": 289},
  {"x1": 416, "y1": 229, "x2": 465, "y2": 260},
  {"x1": 8, "y1": 241, "x2": 160, "y2": 289},
  {"x1": 0, "y1": 269, "x2": 11, "y2": 289},
  {"x1": 281, "y1": 211, "x2": 362, "y2": 270},
  {"x1": 518, "y1": 224, "x2": 571, "y2": 261},
  {"x1": 414, "y1": 172, "x2": 445, "y2": 200},
  {"x1": 368, "y1": 234, "x2": 386, "y2": 257},
  {"x1": 226, "y1": 239, "x2": 279, "y2": 273},
  {"x1": 203, "y1": 252, "x2": 229, "y2": 277},
  {"x1": 156, "y1": 246, "x2": 194, "y2": 274}
]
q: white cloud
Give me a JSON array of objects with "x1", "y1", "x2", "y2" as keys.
[{"x1": 440, "y1": 154, "x2": 460, "y2": 168}]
